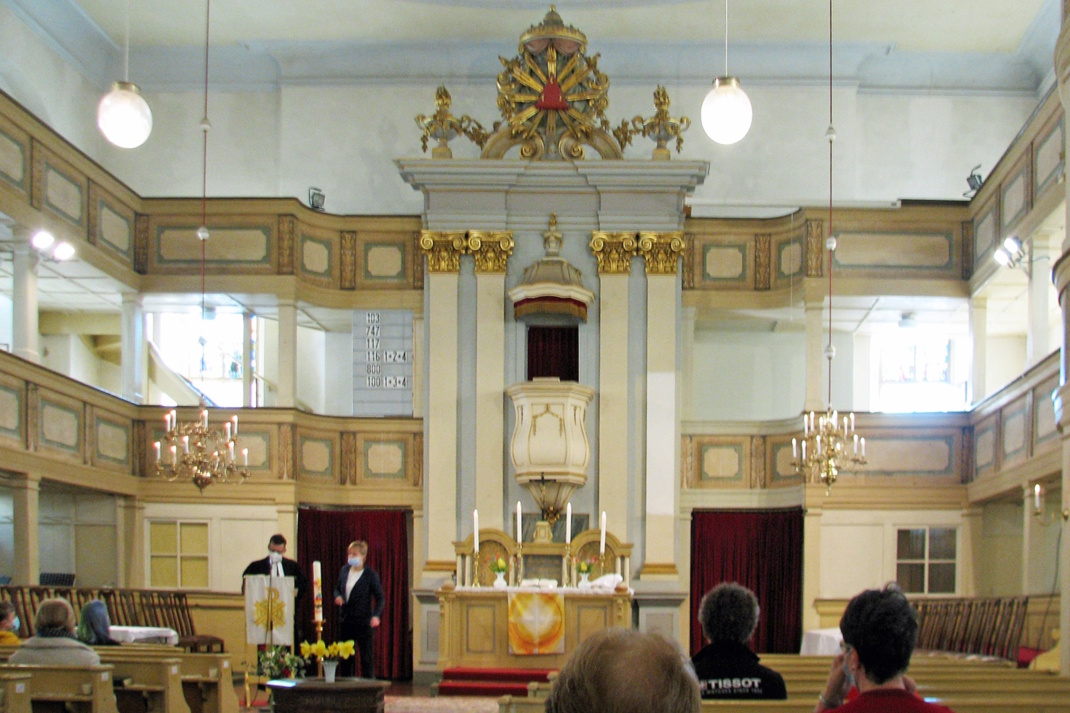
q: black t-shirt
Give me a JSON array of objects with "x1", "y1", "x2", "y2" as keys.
[{"x1": 691, "y1": 640, "x2": 788, "y2": 699}]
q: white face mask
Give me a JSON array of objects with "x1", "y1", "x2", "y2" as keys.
[
  {"x1": 348, "y1": 556, "x2": 363, "y2": 568},
  {"x1": 268, "y1": 551, "x2": 283, "y2": 565}
]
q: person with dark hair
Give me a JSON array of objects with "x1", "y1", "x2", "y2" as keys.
[
  {"x1": 691, "y1": 582, "x2": 786, "y2": 699},
  {"x1": 0, "y1": 601, "x2": 21, "y2": 646},
  {"x1": 242, "y1": 533, "x2": 309, "y2": 641},
  {"x1": 76, "y1": 600, "x2": 119, "y2": 646},
  {"x1": 333, "y1": 540, "x2": 383, "y2": 678},
  {"x1": 815, "y1": 584, "x2": 955, "y2": 712},
  {"x1": 546, "y1": 628, "x2": 700, "y2": 713},
  {"x1": 9, "y1": 598, "x2": 99, "y2": 666}
]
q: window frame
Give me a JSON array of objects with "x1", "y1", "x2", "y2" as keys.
[{"x1": 894, "y1": 525, "x2": 958, "y2": 596}]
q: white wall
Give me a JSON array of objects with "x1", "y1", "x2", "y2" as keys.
[
  {"x1": 38, "y1": 486, "x2": 117, "y2": 587},
  {"x1": 979, "y1": 501, "x2": 1023, "y2": 596},
  {"x1": 324, "y1": 330, "x2": 354, "y2": 416},
  {"x1": 296, "y1": 325, "x2": 326, "y2": 414},
  {"x1": 986, "y1": 335, "x2": 1028, "y2": 397},
  {"x1": 0, "y1": 294, "x2": 12, "y2": 353}
]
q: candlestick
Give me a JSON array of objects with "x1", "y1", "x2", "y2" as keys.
[
  {"x1": 516, "y1": 501, "x2": 522, "y2": 543},
  {"x1": 565, "y1": 502, "x2": 572, "y2": 543},
  {"x1": 599, "y1": 511, "x2": 607, "y2": 555},
  {"x1": 473, "y1": 509, "x2": 479, "y2": 553}
]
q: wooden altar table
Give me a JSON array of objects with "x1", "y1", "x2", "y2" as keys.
[
  {"x1": 267, "y1": 678, "x2": 391, "y2": 713},
  {"x1": 436, "y1": 584, "x2": 632, "y2": 669}
]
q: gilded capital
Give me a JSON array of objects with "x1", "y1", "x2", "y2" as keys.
[
  {"x1": 419, "y1": 230, "x2": 467, "y2": 273},
  {"x1": 467, "y1": 231, "x2": 515, "y2": 273},
  {"x1": 638, "y1": 231, "x2": 685, "y2": 275},
  {"x1": 589, "y1": 232, "x2": 638, "y2": 274},
  {"x1": 805, "y1": 219, "x2": 824, "y2": 277}
]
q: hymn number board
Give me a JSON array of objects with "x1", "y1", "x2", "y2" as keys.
[{"x1": 352, "y1": 310, "x2": 413, "y2": 416}]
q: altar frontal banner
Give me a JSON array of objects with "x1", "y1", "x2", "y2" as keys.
[
  {"x1": 245, "y1": 575, "x2": 294, "y2": 645},
  {"x1": 508, "y1": 592, "x2": 565, "y2": 654}
]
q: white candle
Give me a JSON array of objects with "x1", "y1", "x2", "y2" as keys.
[
  {"x1": 1034, "y1": 484, "x2": 1042, "y2": 512},
  {"x1": 228, "y1": 442, "x2": 235, "y2": 460},
  {"x1": 850, "y1": 413, "x2": 855, "y2": 432},
  {"x1": 599, "y1": 511, "x2": 607, "y2": 555},
  {"x1": 154, "y1": 441, "x2": 161, "y2": 463},
  {"x1": 225, "y1": 422, "x2": 231, "y2": 440},
  {"x1": 860, "y1": 437, "x2": 866, "y2": 458},
  {"x1": 792, "y1": 438, "x2": 798, "y2": 459},
  {"x1": 242, "y1": 447, "x2": 249, "y2": 466},
  {"x1": 473, "y1": 509, "x2": 479, "y2": 553},
  {"x1": 164, "y1": 413, "x2": 171, "y2": 430},
  {"x1": 565, "y1": 502, "x2": 572, "y2": 543},
  {"x1": 169, "y1": 445, "x2": 177, "y2": 464},
  {"x1": 801, "y1": 440, "x2": 806, "y2": 459},
  {"x1": 853, "y1": 433, "x2": 859, "y2": 455},
  {"x1": 183, "y1": 435, "x2": 190, "y2": 454},
  {"x1": 803, "y1": 415, "x2": 809, "y2": 436},
  {"x1": 232, "y1": 415, "x2": 238, "y2": 435},
  {"x1": 312, "y1": 561, "x2": 323, "y2": 622},
  {"x1": 516, "y1": 501, "x2": 522, "y2": 542}
]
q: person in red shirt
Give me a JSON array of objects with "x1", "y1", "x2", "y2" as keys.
[{"x1": 815, "y1": 584, "x2": 955, "y2": 713}]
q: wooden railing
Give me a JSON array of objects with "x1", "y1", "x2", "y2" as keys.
[{"x1": 914, "y1": 596, "x2": 1029, "y2": 663}]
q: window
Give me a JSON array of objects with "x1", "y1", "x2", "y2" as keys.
[
  {"x1": 896, "y1": 527, "x2": 956, "y2": 594},
  {"x1": 874, "y1": 334, "x2": 968, "y2": 412},
  {"x1": 149, "y1": 521, "x2": 209, "y2": 588}
]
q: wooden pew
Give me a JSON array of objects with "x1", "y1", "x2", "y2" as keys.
[
  {"x1": 109, "y1": 658, "x2": 189, "y2": 713},
  {"x1": 0, "y1": 664, "x2": 119, "y2": 713},
  {"x1": 0, "y1": 673, "x2": 32, "y2": 713}
]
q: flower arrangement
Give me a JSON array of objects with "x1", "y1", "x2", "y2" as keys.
[
  {"x1": 487, "y1": 555, "x2": 509, "y2": 574},
  {"x1": 300, "y1": 639, "x2": 356, "y2": 661},
  {"x1": 257, "y1": 645, "x2": 307, "y2": 679},
  {"x1": 574, "y1": 556, "x2": 597, "y2": 575}
]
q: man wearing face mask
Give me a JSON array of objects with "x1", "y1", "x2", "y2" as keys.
[
  {"x1": 333, "y1": 540, "x2": 383, "y2": 678},
  {"x1": 242, "y1": 534, "x2": 309, "y2": 641}
]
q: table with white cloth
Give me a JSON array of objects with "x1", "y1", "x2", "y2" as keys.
[
  {"x1": 109, "y1": 625, "x2": 179, "y2": 645},
  {"x1": 800, "y1": 627, "x2": 843, "y2": 655}
]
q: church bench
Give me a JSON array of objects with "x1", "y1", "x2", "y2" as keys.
[
  {"x1": 0, "y1": 673, "x2": 32, "y2": 713},
  {"x1": 0, "y1": 664, "x2": 119, "y2": 713},
  {"x1": 108, "y1": 658, "x2": 189, "y2": 713},
  {"x1": 92, "y1": 651, "x2": 236, "y2": 713}
]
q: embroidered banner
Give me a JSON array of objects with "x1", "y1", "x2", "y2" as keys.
[
  {"x1": 507, "y1": 591, "x2": 565, "y2": 654},
  {"x1": 244, "y1": 574, "x2": 295, "y2": 645}
]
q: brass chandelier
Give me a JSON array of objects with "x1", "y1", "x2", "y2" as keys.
[
  {"x1": 155, "y1": 402, "x2": 247, "y2": 491},
  {"x1": 791, "y1": 0, "x2": 866, "y2": 492}
]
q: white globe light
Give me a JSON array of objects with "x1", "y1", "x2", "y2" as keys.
[
  {"x1": 97, "y1": 82, "x2": 153, "y2": 149},
  {"x1": 700, "y1": 77, "x2": 752, "y2": 146}
]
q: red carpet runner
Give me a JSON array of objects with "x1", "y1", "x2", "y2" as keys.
[{"x1": 435, "y1": 667, "x2": 554, "y2": 697}]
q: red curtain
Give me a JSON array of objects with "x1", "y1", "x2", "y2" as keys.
[
  {"x1": 297, "y1": 508, "x2": 411, "y2": 680},
  {"x1": 690, "y1": 509, "x2": 803, "y2": 655},
  {"x1": 527, "y1": 326, "x2": 578, "y2": 381}
]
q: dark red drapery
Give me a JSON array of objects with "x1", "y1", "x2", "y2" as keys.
[
  {"x1": 297, "y1": 508, "x2": 411, "y2": 680},
  {"x1": 527, "y1": 326, "x2": 578, "y2": 381},
  {"x1": 690, "y1": 508, "x2": 804, "y2": 655}
]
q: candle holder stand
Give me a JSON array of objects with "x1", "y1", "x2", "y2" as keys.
[{"x1": 314, "y1": 620, "x2": 323, "y2": 677}]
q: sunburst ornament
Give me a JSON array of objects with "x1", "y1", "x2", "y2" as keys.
[{"x1": 489, "y1": 6, "x2": 615, "y2": 159}]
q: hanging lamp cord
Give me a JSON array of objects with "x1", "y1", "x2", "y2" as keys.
[{"x1": 826, "y1": 0, "x2": 834, "y2": 406}]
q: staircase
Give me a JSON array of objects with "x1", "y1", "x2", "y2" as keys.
[{"x1": 435, "y1": 667, "x2": 554, "y2": 697}]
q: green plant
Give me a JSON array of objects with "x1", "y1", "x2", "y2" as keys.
[
  {"x1": 257, "y1": 645, "x2": 307, "y2": 679},
  {"x1": 487, "y1": 555, "x2": 509, "y2": 574},
  {"x1": 574, "y1": 556, "x2": 597, "y2": 574}
]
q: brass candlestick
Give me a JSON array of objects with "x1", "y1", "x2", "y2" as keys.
[
  {"x1": 315, "y1": 619, "x2": 323, "y2": 678},
  {"x1": 562, "y1": 542, "x2": 572, "y2": 587}
]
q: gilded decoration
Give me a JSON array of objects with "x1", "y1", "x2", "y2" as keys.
[
  {"x1": 279, "y1": 424, "x2": 294, "y2": 480},
  {"x1": 615, "y1": 86, "x2": 691, "y2": 160},
  {"x1": 415, "y1": 86, "x2": 488, "y2": 159},
  {"x1": 341, "y1": 432, "x2": 357, "y2": 484},
  {"x1": 278, "y1": 215, "x2": 296, "y2": 275},
  {"x1": 134, "y1": 213, "x2": 149, "y2": 274},
  {"x1": 805, "y1": 219, "x2": 824, "y2": 277},
  {"x1": 483, "y1": 7, "x2": 620, "y2": 160},
  {"x1": 589, "y1": 231, "x2": 637, "y2": 274},
  {"x1": 754, "y1": 234, "x2": 771, "y2": 290},
  {"x1": 27, "y1": 383, "x2": 39, "y2": 451},
  {"x1": 412, "y1": 232, "x2": 425, "y2": 289},
  {"x1": 751, "y1": 436, "x2": 766, "y2": 488},
  {"x1": 467, "y1": 231, "x2": 515, "y2": 272},
  {"x1": 341, "y1": 231, "x2": 357, "y2": 289},
  {"x1": 961, "y1": 220, "x2": 973, "y2": 280},
  {"x1": 638, "y1": 231, "x2": 685, "y2": 275},
  {"x1": 682, "y1": 234, "x2": 695, "y2": 288},
  {"x1": 418, "y1": 230, "x2": 467, "y2": 273}
]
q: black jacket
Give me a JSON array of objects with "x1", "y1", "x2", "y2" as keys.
[
  {"x1": 333, "y1": 565, "x2": 384, "y2": 626},
  {"x1": 241, "y1": 556, "x2": 309, "y2": 598},
  {"x1": 691, "y1": 640, "x2": 788, "y2": 699}
]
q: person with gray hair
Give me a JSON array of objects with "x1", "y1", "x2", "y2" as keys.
[
  {"x1": 9, "y1": 598, "x2": 100, "y2": 666},
  {"x1": 76, "y1": 600, "x2": 119, "y2": 646},
  {"x1": 545, "y1": 628, "x2": 700, "y2": 713},
  {"x1": 691, "y1": 582, "x2": 787, "y2": 699}
]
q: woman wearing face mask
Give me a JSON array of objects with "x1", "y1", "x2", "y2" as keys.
[
  {"x1": 333, "y1": 540, "x2": 383, "y2": 679},
  {"x1": 0, "y1": 601, "x2": 21, "y2": 645}
]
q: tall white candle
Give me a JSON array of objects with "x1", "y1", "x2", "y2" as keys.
[
  {"x1": 225, "y1": 422, "x2": 231, "y2": 440},
  {"x1": 1034, "y1": 483, "x2": 1042, "y2": 512},
  {"x1": 169, "y1": 445, "x2": 177, "y2": 464},
  {"x1": 312, "y1": 561, "x2": 323, "y2": 622},
  {"x1": 473, "y1": 509, "x2": 479, "y2": 553},
  {"x1": 792, "y1": 438, "x2": 798, "y2": 459},
  {"x1": 154, "y1": 441, "x2": 161, "y2": 463},
  {"x1": 231, "y1": 415, "x2": 238, "y2": 435},
  {"x1": 201, "y1": 410, "x2": 208, "y2": 428},
  {"x1": 242, "y1": 447, "x2": 249, "y2": 466},
  {"x1": 182, "y1": 435, "x2": 189, "y2": 454},
  {"x1": 599, "y1": 511, "x2": 607, "y2": 555},
  {"x1": 516, "y1": 501, "x2": 522, "y2": 542},
  {"x1": 565, "y1": 502, "x2": 572, "y2": 543}
]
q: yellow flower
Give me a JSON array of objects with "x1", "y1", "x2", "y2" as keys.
[
  {"x1": 337, "y1": 640, "x2": 356, "y2": 659},
  {"x1": 299, "y1": 641, "x2": 312, "y2": 658},
  {"x1": 312, "y1": 640, "x2": 328, "y2": 659}
]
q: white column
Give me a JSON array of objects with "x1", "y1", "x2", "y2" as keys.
[
  {"x1": 12, "y1": 472, "x2": 41, "y2": 585},
  {"x1": 474, "y1": 266, "x2": 506, "y2": 530},
  {"x1": 598, "y1": 271, "x2": 630, "y2": 537},
  {"x1": 804, "y1": 297, "x2": 825, "y2": 412},
  {"x1": 242, "y1": 312, "x2": 253, "y2": 407},
  {"x1": 12, "y1": 240, "x2": 40, "y2": 364},
  {"x1": 644, "y1": 273, "x2": 677, "y2": 572},
  {"x1": 120, "y1": 292, "x2": 145, "y2": 403},
  {"x1": 1027, "y1": 241, "x2": 1053, "y2": 367},
  {"x1": 969, "y1": 297, "x2": 987, "y2": 405},
  {"x1": 680, "y1": 307, "x2": 696, "y2": 421},
  {"x1": 276, "y1": 301, "x2": 297, "y2": 408}
]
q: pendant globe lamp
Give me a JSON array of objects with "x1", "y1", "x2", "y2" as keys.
[
  {"x1": 97, "y1": 0, "x2": 152, "y2": 148},
  {"x1": 701, "y1": 0, "x2": 752, "y2": 145}
]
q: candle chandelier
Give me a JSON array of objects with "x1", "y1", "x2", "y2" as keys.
[
  {"x1": 791, "y1": 0, "x2": 866, "y2": 492},
  {"x1": 155, "y1": 403, "x2": 248, "y2": 491},
  {"x1": 152, "y1": 0, "x2": 246, "y2": 492}
]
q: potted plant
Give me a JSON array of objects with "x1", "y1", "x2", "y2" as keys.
[
  {"x1": 300, "y1": 639, "x2": 355, "y2": 682},
  {"x1": 487, "y1": 554, "x2": 509, "y2": 588},
  {"x1": 257, "y1": 645, "x2": 307, "y2": 680}
]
